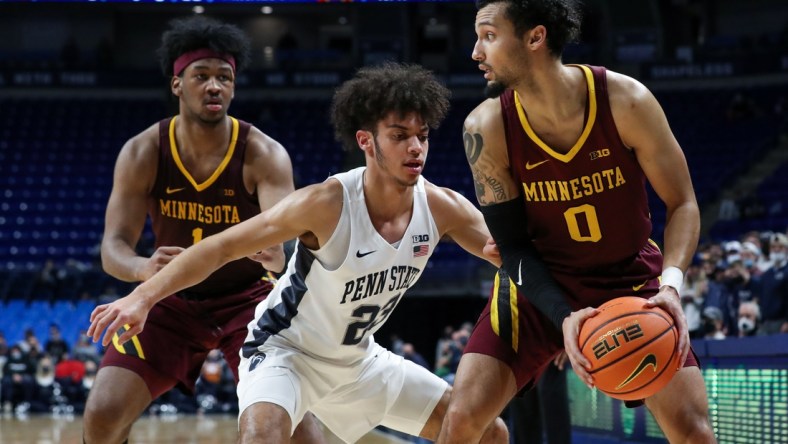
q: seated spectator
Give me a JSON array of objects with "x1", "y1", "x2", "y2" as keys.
[
  {"x1": 32, "y1": 354, "x2": 56, "y2": 413},
  {"x1": 54, "y1": 352, "x2": 86, "y2": 407},
  {"x1": 737, "y1": 301, "x2": 761, "y2": 337},
  {"x1": 0, "y1": 332, "x2": 8, "y2": 380},
  {"x1": 44, "y1": 324, "x2": 70, "y2": 364},
  {"x1": 1, "y1": 345, "x2": 36, "y2": 413},
  {"x1": 702, "y1": 306, "x2": 727, "y2": 339},
  {"x1": 756, "y1": 233, "x2": 788, "y2": 335},
  {"x1": 72, "y1": 330, "x2": 100, "y2": 364},
  {"x1": 16, "y1": 329, "x2": 42, "y2": 356},
  {"x1": 682, "y1": 262, "x2": 709, "y2": 339}
]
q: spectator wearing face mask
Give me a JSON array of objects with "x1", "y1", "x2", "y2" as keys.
[
  {"x1": 702, "y1": 306, "x2": 727, "y2": 340},
  {"x1": 754, "y1": 233, "x2": 788, "y2": 335},
  {"x1": 740, "y1": 241, "x2": 765, "y2": 279},
  {"x1": 737, "y1": 301, "x2": 761, "y2": 337}
]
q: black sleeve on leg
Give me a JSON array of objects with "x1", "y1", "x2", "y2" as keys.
[{"x1": 480, "y1": 197, "x2": 573, "y2": 330}]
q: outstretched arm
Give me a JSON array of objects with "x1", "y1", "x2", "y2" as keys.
[
  {"x1": 88, "y1": 182, "x2": 341, "y2": 347},
  {"x1": 426, "y1": 182, "x2": 501, "y2": 268}
]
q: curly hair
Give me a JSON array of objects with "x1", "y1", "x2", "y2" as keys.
[
  {"x1": 157, "y1": 16, "x2": 251, "y2": 77},
  {"x1": 476, "y1": 0, "x2": 582, "y2": 57},
  {"x1": 330, "y1": 62, "x2": 451, "y2": 152}
]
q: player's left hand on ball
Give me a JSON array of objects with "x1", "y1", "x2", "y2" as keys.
[
  {"x1": 646, "y1": 287, "x2": 690, "y2": 370},
  {"x1": 88, "y1": 295, "x2": 152, "y2": 348},
  {"x1": 562, "y1": 307, "x2": 599, "y2": 389}
]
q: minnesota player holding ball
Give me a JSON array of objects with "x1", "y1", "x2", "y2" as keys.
[{"x1": 436, "y1": 1, "x2": 717, "y2": 443}]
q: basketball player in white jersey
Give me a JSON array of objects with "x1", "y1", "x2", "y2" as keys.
[{"x1": 88, "y1": 63, "x2": 509, "y2": 444}]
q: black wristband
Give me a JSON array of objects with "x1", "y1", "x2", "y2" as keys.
[{"x1": 480, "y1": 198, "x2": 573, "y2": 330}]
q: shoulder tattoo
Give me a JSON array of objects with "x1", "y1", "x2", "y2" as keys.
[{"x1": 462, "y1": 128, "x2": 508, "y2": 205}]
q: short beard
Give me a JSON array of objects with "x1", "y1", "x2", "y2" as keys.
[
  {"x1": 484, "y1": 81, "x2": 507, "y2": 98},
  {"x1": 372, "y1": 134, "x2": 417, "y2": 187}
]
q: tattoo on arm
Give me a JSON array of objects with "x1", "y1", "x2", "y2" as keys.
[{"x1": 463, "y1": 128, "x2": 509, "y2": 205}]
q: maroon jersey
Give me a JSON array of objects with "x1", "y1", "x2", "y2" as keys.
[
  {"x1": 500, "y1": 65, "x2": 662, "y2": 308},
  {"x1": 148, "y1": 116, "x2": 265, "y2": 297}
]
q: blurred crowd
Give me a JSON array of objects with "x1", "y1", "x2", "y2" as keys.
[
  {"x1": 0, "y1": 323, "x2": 235, "y2": 417},
  {"x1": 683, "y1": 230, "x2": 788, "y2": 340}
]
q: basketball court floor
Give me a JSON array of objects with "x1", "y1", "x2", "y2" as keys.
[{"x1": 0, "y1": 413, "x2": 409, "y2": 444}]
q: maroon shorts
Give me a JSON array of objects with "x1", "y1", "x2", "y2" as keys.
[
  {"x1": 465, "y1": 270, "x2": 700, "y2": 406},
  {"x1": 99, "y1": 280, "x2": 271, "y2": 399}
]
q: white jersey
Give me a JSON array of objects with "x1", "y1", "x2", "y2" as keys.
[{"x1": 241, "y1": 167, "x2": 439, "y2": 365}]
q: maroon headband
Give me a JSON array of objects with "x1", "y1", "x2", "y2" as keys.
[{"x1": 173, "y1": 48, "x2": 236, "y2": 76}]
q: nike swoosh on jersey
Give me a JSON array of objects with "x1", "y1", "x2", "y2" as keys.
[
  {"x1": 632, "y1": 279, "x2": 649, "y2": 291},
  {"x1": 525, "y1": 159, "x2": 549, "y2": 170},
  {"x1": 616, "y1": 353, "x2": 658, "y2": 389},
  {"x1": 356, "y1": 250, "x2": 376, "y2": 258},
  {"x1": 166, "y1": 187, "x2": 186, "y2": 194},
  {"x1": 516, "y1": 259, "x2": 523, "y2": 285}
]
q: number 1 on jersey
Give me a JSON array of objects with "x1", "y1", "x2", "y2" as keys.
[{"x1": 192, "y1": 227, "x2": 203, "y2": 245}]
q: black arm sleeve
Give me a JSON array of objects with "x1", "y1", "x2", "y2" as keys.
[{"x1": 480, "y1": 196, "x2": 573, "y2": 330}]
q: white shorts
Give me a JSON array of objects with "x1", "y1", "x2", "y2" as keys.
[{"x1": 237, "y1": 343, "x2": 448, "y2": 443}]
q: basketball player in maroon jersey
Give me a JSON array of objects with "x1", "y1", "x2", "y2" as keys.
[
  {"x1": 437, "y1": 1, "x2": 716, "y2": 443},
  {"x1": 82, "y1": 16, "x2": 324, "y2": 444}
]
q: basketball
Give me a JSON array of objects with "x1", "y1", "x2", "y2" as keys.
[{"x1": 578, "y1": 296, "x2": 679, "y2": 401}]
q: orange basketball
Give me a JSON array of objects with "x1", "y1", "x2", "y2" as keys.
[{"x1": 578, "y1": 296, "x2": 679, "y2": 401}]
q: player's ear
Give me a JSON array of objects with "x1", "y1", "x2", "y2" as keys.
[
  {"x1": 171, "y1": 76, "x2": 182, "y2": 97},
  {"x1": 528, "y1": 25, "x2": 546, "y2": 49},
  {"x1": 356, "y1": 130, "x2": 373, "y2": 153}
]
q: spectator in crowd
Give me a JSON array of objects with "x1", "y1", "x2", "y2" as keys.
[
  {"x1": 756, "y1": 233, "x2": 788, "y2": 335},
  {"x1": 722, "y1": 259, "x2": 756, "y2": 336},
  {"x1": 683, "y1": 261, "x2": 709, "y2": 339},
  {"x1": 1, "y1": 344, "x2": 36, "y2": 413},
  {"x1": 434, "y1": 325, "x2": 455, "y2": 366},
  {"x1": 740, "y1": 241, "x2": 765, "y2": 279},
  {"x1": 55, "y1": 352, "x2": 87, "y2": 408},
  {"x1": 435, "y1": 329, "x2": 470, "y2": 384},
  {"x1": 16, "y1": 329, "x2": 42, "y2": 356},
  {"x1": 0, "y1": 332, "x2": 8, "y2": 380},
  {"x1": 72, "y1": 331, "x2": 100, "y2": 364},
  {"x1": 32, "y1": 353, "x2": 56, "y2": 413},
  {"x1": 737, "y1": 301, "x2": 761, "y2": 337},
  {"x1": 35, "y1": 259, "x2": 61, "y2": 299},
  {"x1": 717, "y1": 192, "x2": 740, "y2": 221},
  {"x1": 44, "y1": 324, "x2": 70, "y2": 364},
  {"x1": 195, "y1": 349, "x2": 230, "y2": 414},
  {"x1": 702, "y1": 306, "x2": 727, "y2": 339},
  {"x1": 402, "y1": 343, "x2": 430, "y2": 370}
]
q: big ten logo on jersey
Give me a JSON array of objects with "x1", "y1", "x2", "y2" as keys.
[
  {"x1": 589, "y1": 148, "x2": 610, "y2": 160},
  {"x1": 223, "y1": 189, "x2": 235, "y2": 196},
  {"x1": 412, "y1": 234, "x2": 430, "y2": 243}
]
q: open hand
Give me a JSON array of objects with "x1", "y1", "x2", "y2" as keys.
[{"x1": 88, "y1": 292, "x2": 153, "y2": 348}]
